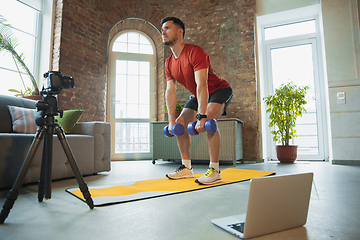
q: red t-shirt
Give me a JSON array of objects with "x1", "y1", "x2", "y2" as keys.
[{"x1": 165, "y1": 44, "x2": 230, "y2": 98}]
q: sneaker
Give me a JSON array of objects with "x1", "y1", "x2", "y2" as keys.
[
  {"x1": 166, "y1": 165, "x2": 194, "y2": 179},
  {"x1": 195, "y1": 167, "x2": 222, "y2": 185}
]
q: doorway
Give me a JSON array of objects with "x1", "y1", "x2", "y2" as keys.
[
  {"x1": 258, "y1": 14, "x2": 330, "y2": 161},
  {"x1": 108, "y1": 31, "x2": 157, "y2": 160},
  {"x1": 266, "y1": 39, "x2": 326, "y2": 160}
]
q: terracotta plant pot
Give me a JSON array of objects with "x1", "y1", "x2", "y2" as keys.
[{"x1": 276, "y1": 145, "x2": 298, "y2": 163}]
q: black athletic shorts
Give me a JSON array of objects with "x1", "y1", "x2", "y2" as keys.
[{"x1": 184, "y1": 86, "x2": 233, "y2": 115}]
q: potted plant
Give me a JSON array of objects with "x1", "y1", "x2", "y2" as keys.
[
  {"x1": 0, "y1": 15, "x2": 39, "y2": 98},
  {"x1": 263, "y1": 82, "x2": 309, "y2": 163},
  {"x1": 163, "y1": 100, "x2": 186, "y2": 120}
]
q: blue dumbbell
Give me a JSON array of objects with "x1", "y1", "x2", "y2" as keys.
[
  {"x1": 187, "y1": 119, "x2": 218, "y2": 136},
  {"x1": 163, "y1": 124, "x2": 185, "y2": 137}
]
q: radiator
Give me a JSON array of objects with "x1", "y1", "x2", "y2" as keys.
[{"x1": 151, "y1": 118, "x2": 243, "y2": 166}]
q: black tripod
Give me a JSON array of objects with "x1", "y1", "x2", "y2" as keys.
[{"x1": 0, "y1": 94, "x2": 94, "y2": 223}]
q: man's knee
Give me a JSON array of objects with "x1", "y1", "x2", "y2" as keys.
[
  {"x1": 177, "y1": 108, "x2": 196, "y2": 125},
  {"x1": 206, "y1": 102, "x2": 225, "y2": 120}
]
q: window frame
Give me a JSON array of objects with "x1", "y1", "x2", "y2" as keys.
[{"x1": 108, "y1": 30, "x2": 157, "y2": 160}]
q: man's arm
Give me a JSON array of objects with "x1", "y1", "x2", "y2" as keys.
[
  {"x1": 195, "y1": 68, "x2": 209, "y2": 132},
  {"x1": 165, "y1": 79, "x2": 178, "y2": 129}
]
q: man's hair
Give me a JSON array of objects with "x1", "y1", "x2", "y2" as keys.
[{"x1": 161, "y1": 17, "x2": 185, "y2": 38}]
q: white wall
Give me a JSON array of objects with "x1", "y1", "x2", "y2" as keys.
[
  {"x1": 321, "y1": 0, "x2": 360, "y2": 164},
  {"x1": 256, "y1": 0, "x2": 320, "y2": 16}
]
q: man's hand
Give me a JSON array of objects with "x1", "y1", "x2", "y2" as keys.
[
  {"x1": 195, "y1": 118, "x2": 206, "y2": 133},
  {"x1": 168, "y1": 120, "x2": 176, "y2": 135}
]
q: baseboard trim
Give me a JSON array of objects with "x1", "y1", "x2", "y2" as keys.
[
  {"x1": 238, "y1": 159, "x2": 265, "y2": 164},
  {"x1": 332, "y1": 160, "x2": 360, "y2": 165}
]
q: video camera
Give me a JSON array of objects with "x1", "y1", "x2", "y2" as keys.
[
  {"x1": 42, "y1": 71, "x2": 74, "y2": 95},
  {"x1": 35, "y1": 71, "x2": 75, "y2": 126}
]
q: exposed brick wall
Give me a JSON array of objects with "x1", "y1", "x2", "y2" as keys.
[{"x1": 53, "y1": 0, "x2": 260, "y2": 161}]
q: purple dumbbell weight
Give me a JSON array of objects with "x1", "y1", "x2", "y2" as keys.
[
  {"x1": 187, "y1": 119, "x2": 218, "y2": 136},
  {"x1": 163, "y1": 123, "x2": 185, "y2": 137},
  {"x1": 204, "y1": 119, "x2": 218, "y2": 133},
  {"x1": 187, "y1": 121, "x2": 198, "y2": 135}
]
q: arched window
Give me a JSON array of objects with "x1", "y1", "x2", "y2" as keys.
[{"x1": 108, "y1": 31, "x2": 156, "y2": 160}]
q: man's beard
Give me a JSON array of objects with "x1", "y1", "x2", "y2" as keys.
[{"x1": 163, "y1": 35, "x2": 178, "y2": 46}]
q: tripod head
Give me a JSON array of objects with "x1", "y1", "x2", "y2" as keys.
[{"x1": 35, "y1": 94, "x2": 62, "y2": 127}]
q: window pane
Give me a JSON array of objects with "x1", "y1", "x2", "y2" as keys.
[
  {"x1": 115, "y1": 103, "x2": 126, "y2": 119},
  {"x1": 265, "y1": 20, "x2": 316, "y2": 40},
  {"x1": 139, "y1": 62, "x2": 150, "y2": 76},
  {"x1": 115, "y1": 60, "x2": 150, "y2": 119},
  {"x1": 270, "y1": 44, "x2": 320, "y2": 155},
  {"x1": 115, "y1": 75, "x2": 127, "y2": 103},
  {"x1": 0, "y1": 68, "x2": 31, "y2": 96},
  {"x1": 127, "y1": 104, "x2": 139, "y2": 118},
  {"x1": 115, "y1": 122, "x2": 150, "y2": 153},
  {"x1": 139, "y1": 76, "x2": 149, "y2": 104},
  {"x1": 127, "y1": 61, "x2": 138, "y2": 75},
  {"x1": 12, "y1": 30, "x2": 36, "y2": 71},
  {"x1": 140, "y1": 44, "x2": 153, "y2": 54},
  {"x1": 127, "y1": 75, "x2": 138, "y2": 104},
  {"x1": 128, "y1": 43, "x2": 139, "y2": 54},
  {"x1": 116, "y1": 60, "x2": 127, "y2": 74},
  {"x1": 128, "y1": 32, "x2": 139, "y2": 44},
  {"x1": 139, "y1": 34, "x2": 149, "y2": 44},
  {"x1": 117, "y1": 33, "x2": 128, "y2": 42},
  {"x1": 138, "y1": 104, "x2": 149, "y2": 118},
  {"x1": 0, "y1": 0, "x2": 39, "y2": 97},
  {"x1": 112, "y1": 32, "x2": 153, "y2": 54},
  {"x1": 1, "y1": 0, "x2": 38, "y2": 34},
  {"x1": 112, "y1": 42, "x2": 127, "y2": 52}
]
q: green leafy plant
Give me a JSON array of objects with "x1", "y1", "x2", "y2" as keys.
[
  {"x1": 0, "y1": 15, "x2": 39, "y2": 96},
  {"x1": 263, "y1": 82, "x2": 309, "y2": 146},
  {"x1": 163, "y1": 100, "x2": 186, "y2": 112}
]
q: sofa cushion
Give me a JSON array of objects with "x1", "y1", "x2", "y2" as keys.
[
  {"x1": 7, "y1": 106, "x2": 38, "y2": 134},
  {"x1": 0, "y1": 95, "x2": 36, "y2": 133},
  {"x1": 55, "y1": 109, "x2": 83, "y2": 133}
]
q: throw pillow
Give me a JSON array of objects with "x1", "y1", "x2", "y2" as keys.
[
  {"x1": 55, "y1": 110, "x2": 83, "y2": 134},
  {"x1": 8, "y1": 106, "x2": 38, "y2": 134}
]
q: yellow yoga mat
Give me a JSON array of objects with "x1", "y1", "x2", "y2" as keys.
[{"x1": 66, "y1": 168, "x2": 275, "y2": 206}]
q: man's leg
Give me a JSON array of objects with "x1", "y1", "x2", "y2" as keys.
[
  {"x1": 195, "y1": 102, "x2": 225, "y2": 185},
  {"x1": 206, "y1": 102, "x2": 226, "y2": 161},
  {"x1": 166, "y1": 108, "x2": 196, "y2": 179},
  {"x1": 176, "y1": 108, "x2": 196, "y2": 161}
]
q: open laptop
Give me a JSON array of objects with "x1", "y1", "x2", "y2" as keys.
[{"x1": 211, "y1": 172, "x2": 313, "y2": 239}]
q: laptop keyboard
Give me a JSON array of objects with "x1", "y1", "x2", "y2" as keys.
[{"x1": 228, "y1": 222, "x2": 245, "y2": 233}]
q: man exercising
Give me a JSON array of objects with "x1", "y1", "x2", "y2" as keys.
[{"x1": 161, "y1": 17, "x2": 233, "y2": 185}]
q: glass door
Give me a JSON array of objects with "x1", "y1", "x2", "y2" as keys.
[
  {"x1": 108, "y1": 32, "x2": 156, "y2": 160},
  {"x1": 266, "y1": 38, "x2": 326, "y2": 160},
  {"x1": 114, "y1": 59, "x2": 151, "y2": 158}
]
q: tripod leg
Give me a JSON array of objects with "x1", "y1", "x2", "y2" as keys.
[
  {"x1": 0, "y1": 127, "x2": 46, "y2": 224},
  {"x1": 37, "y1": 138, "x2": 46, "y2": 202},
  {"x1": 54, "y1": 125, "x2": 94, "y2": 209},
  {"x1": 38, "y1": 124, "x2": 54, "y2": 202}
]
